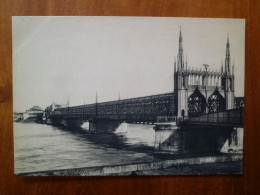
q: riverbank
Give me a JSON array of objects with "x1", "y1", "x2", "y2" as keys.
[{"x1": 17, "y1": 153, "x2": 242, "y2": 176}]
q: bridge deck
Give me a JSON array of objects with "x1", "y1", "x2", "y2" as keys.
[{"x1": 181, "y1": 107, "x2": 244, "y2": 128}]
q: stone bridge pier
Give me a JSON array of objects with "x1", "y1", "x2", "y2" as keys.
[
  {"x1": 61, "y1": 118, "x2": 86, "y2": 127},
  {"x1": 50, "y1": 117, "x2": 85, "y2": 127},
  {"x1": 51, "y1": 117, "x2": 121, "y2": 132},
  {"x1": 88, "y1": 119, "x2": 121, "y2": 132},
  {"x1": 154, "y1": 126, "x2": 234, "y2": 155}
]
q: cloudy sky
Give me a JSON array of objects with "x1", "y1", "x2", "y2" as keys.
[{"x1": 12, "y1": 17, "x2": 245, "y2": 112}]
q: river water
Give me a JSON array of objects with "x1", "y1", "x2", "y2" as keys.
[{"x1": 14, "y1": 122, "x2": 158, "y2": 174}]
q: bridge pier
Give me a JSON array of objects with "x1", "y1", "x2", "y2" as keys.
[
  {"x1": 154, "y1": 125, "x2": 233, "y2": 155},
  {"x1": 221, "y1": 127, "x2": 244, "y2": 152},
  {"x1": 62, "y1": 119, "x2": 85, "y2": 127},
  {"x1": 154, "y1": 129, "x2": 179, "y2": 153},
  {"x1": 50, "y1": 117, "x2": 85, "y2": 127},
  {"x1": 89, "y1": 119, "x2": 121, "y2": 132}
]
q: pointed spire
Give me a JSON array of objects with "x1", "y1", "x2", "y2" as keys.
[
  {"x1": 174, "y1": 56, "x2": 177, "y2": 72},
  {"x1": 179, "y1": 26, "x2": 182, "y2": 42},
  {"x1": 118, "y1": 93, "x2": 121, "y2": 100},
  {"x1": 185, "y1": 55, "x2": 188, "y2": 71},
  {"x1": 232, "y1": 60, "x2": 234, "y2": 75},
  {"x1": 226, "y1": 34, "x2": 230, "y2": 58},
  {"x1": 178, "y1": 26, "x2": 184, "y2": 70},
  {"x1": 225, "y1": 34, "x2": 231, "y2": 74},
  {"x1": 95, "y1": 92, "x2": 98, "y2": 104},
  {"x1": 67, "y1": 96, "x2": 70, "y2": 107},
  {"x1": 221, "y1": 61, "x2": 223, "y2": 73},
  {"x1": 52, "y1": 96, "x2": 55, "y2": 111}
]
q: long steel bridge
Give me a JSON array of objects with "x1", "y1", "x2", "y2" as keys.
[
  {"x1": 50, "y1": 92, "x2": 175, "y2": 124},
  {"x1": 48, "y1": 91, "x2": 243, "y2": 129}
]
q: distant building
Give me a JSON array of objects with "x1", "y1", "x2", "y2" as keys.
[
  {"x1": 26, "y1": 105, "x2": 43, "y2": 114},
  {"x1": 23, "y1": 106, "x2": 44, "y2": 122}
]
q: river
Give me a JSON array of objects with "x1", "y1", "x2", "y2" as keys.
[
  {"x1": 14, "y1": 122, "x2": 158, "y2": 174},
  {"x1": 14, "y1": 122, "x2": 243, "y2": 175}
]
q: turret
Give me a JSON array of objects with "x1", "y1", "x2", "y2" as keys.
[
  {"x1": 177, "y1": 27, "x2": 184, "y2": 71},
  {"x1": 232, "y1": 60, "x2": 234, "y2": 75},
  {"x1": 174, "y1": 57, "x2": 176, "y2": 73},
  {"x1": 185, "y1": 56, "x2": 188, "y2": 71},
  {"x1": 225, "y1": 35, "x2": 231, "y2": 74}
]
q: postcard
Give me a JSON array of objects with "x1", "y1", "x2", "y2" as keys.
[{"x1": 13, "y1": 16, "x2": 245, "y2": 176}]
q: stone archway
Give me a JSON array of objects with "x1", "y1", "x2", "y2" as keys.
[
  {"x1": 188, "y1": 87, "x2": 206, "y2": 117},
  {"x1": 208, "y1": 87, "x2": 226, "y2": 113}
]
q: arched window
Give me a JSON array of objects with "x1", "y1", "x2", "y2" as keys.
[
  {"x1": 208, "y1": 87, "x2": 226, "y2": 113},
  {"x1": 188, "y1": 87, "x2": 206, "y2": 117}
]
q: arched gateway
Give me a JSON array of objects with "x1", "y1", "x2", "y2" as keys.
[
  {"x1": 208, "y1": 88, "x2": 226, "y2": 113},
  {"x1": 188, "y1": 87, "x2": 206, "y2": 117}
]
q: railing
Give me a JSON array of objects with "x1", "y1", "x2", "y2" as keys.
[
  {"x1": 182, "y1": 107, "x2": 244, "y2": 127},
  {"x1": 157, "y1": 116, "x2": 177, "y2": 123}
]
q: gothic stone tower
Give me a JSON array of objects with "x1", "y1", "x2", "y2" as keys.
[
  {"x1": 223, "y1": 36, "x2": 235, "y2": 109},
  {"x1": 174, "y1": 28, "x2": 235, "y2": 117}
]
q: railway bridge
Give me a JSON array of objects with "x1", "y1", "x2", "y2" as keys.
[
  {"x1": 45, "y1": 28, "x2": 244, "y2": 132},
  {"x1": 49, "y1": 93, "x2": 175, "y2": 131}
]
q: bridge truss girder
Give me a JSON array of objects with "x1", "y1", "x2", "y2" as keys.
[{"x1": 51, "y1": 93, "x2": 175, "y2": 123}]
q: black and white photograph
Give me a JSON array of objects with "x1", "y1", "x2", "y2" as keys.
[{"x1": 12, "y1": 17, "x2": 245, "y2": 176}]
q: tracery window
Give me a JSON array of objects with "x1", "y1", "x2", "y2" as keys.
[
  {"x1": 188, "y1": 87, "x2": 206, "y2": 117},
  {"x1": 208, "y1": 88, "x2": 226, "y2": 113}
]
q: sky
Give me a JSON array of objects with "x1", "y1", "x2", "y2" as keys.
[{"x1": 12, "y1": 17, "x2": 245, "y2": 112}]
